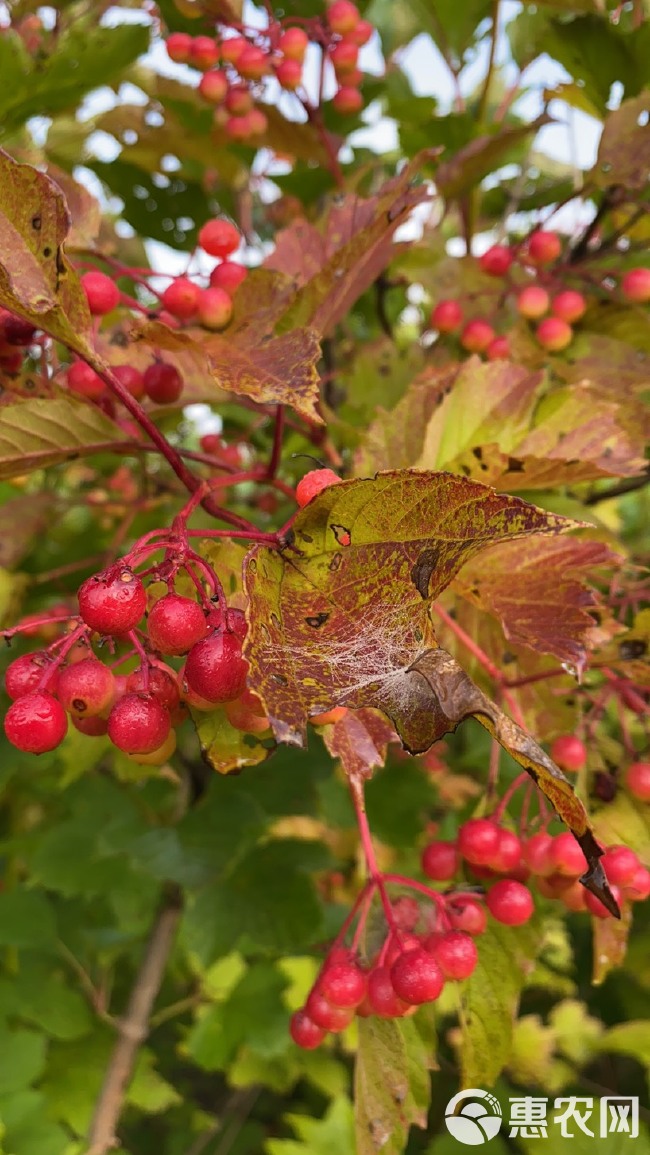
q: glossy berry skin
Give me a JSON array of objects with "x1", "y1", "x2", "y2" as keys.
[
  {"x1": 278, "y1": 27, "x2": 308, "y2": 60},
  {"x1": 161, "y1": 278, "x2": 201, "y2": 320},
  {"x1": 305, "y1": 989, "x2": 354, "y2": 1031},
  {"x1": 486, "y1": 879, "x2": 534, "y2": 925},
  {"x1": 460, "y1": 319, "x2": 495, "y2": 353},
  {"x1": 584, "y1": 884, "x2": 621, "y2": 919},
  {"x1": 143, "y1": 362, "x2": 184, "y2": 404},
  {"x1": 225, "y1": 84, "x2": 254, "y2": 115},
  {"x1": 536, "y1": 317, "x2": 572, "y2": 351},
  {"x1": 523, "y1": 832, "x2": 554, "y2": 876},
  {"x1": 126, "y1": 664, "x2": 181, "y2": 712},
  {"x1": 327, "y1": 0, "x2": 360, "y2": 34},
  {"x1": 72, "y1": 714, "x2": 109, "y2": 737},
  {"x1": 189, "y1": 35, "x2": 219, "y2": 70},
  {"x1": 391, "y1": 948, "x2": 444, "y2": 1005},
  {"x1": 447, "y1": 896, "x2": 488, "y2": 935},
  {"x1": 430, "y1": 299, "x2": 462, "y2": 333},
  {"x1": 198, "y1": 219, "x2": 240, "y2": 258},
  {"x1": 421, "y1": 840, "x2": 459, "y2": 881},
  {"x1": 276, "y1": 59, "x2": 303, "y2": 90},
  {"x1": 78, "y1": 565, "x2": 147, "y2": 636},
  {"x1": 198, "y1": 69, "x2": 228, "y2": 104},
  {"x1": 367, "y1": 966, "x2": 410, "y2": 1018},
  {"x1": 237, "y1": 45, "x2": 268, "y2": 80},
  {"x1": 527, "y1": 230, "x2": 562, "y2": 265},
  {"x1": 479, "y1": 245, "x2": 513, "y2": 277},
  {"x1": 628, "y1": 866, "x2": 650, "y2": 901},
  {"x1": 517, "y1": 285, "x2": 550, "y2": 319},
  {"x1": 621, "y1": 267, "x2": 650, "y2": 303},
  {"x1": 166, "y1": 31, "x2": 192, "y2": 63},
  {"x1": 198, "y1": 287, "x2": 233, "y2": 331},
  {"x1": 81, "y1": 271, "x2": 120, "y2": 315},
  {"x1": 113, "y1": 364, "x2": 145, "y2": 400},
  {"x1": 107, "y1": 692, "x2": 171, "y2": 754},
  {"x1": 548, "y1": 832, "x2": 587, "y2": 877},
  {"x1": 551, "y1": 290, "x2": 587, "y2": 322},
  {"x1": 425, "y1": 931, "x2": 478, "y2": 981},
  {"x1": 290, "y1": 1010, "x2": 325, "y2": 1049},
  {"x1": 2, "y1": 315, "x2": 38, "y2": 345},
  {"x1": 626, "y1": 761, "x2": 650, "y2": 802},
  {"x1": 5, "y1": 651, "x2": 58, "y2": 699},
  {"x1": 332, "y1": 86, "x2": 363, "y2": 115},
  {"x1": 5, "y1": 692, "x2": 68, "y2": 753},
  {"x1": 550, "y1": 734, "x2": 586, "y2": 772},
  {"x1": 209, "y1": 262, "x2": 247, "y2": 294},
  {"x1": 147, "y1": 594, "x2": 208, "y2": 656},
  {"x1": 220, "y1": 36, "x2": 246, "y2": 64},
  {"x1": 319, "y1": 962, "x2": 367, "y2": 1008},
  {"x1": 295, "y1": 468, "x2": 341, "y2": 507},
  {"x1": 57, "y1": 658, "x2": 116, "y2": 717},
  {"x1": 458, "y1": 818, "x2": 500, "y2": 866},
  {"x1": 184, "y1": 629, "x2": 248, "y2": 703},
  {"x1": 491, "y1": 828, "x2": 523, "y2": 874},
  {"x1": 602, "y1": 846, "x2": 640, "y2": 888},
  {"x1": 67, "y1": 361, "x2": 105, "y2": 400},
  {"x1": 330, "y1": 41, "x2": 359, "y2": 74},
  {"x1": 486, "y1": 336, "x2": 510, "y2": 360}
]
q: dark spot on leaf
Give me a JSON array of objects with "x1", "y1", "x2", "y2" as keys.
[
  {"x1": 414, "y1": 627, "x2": 423, "y2": 642},
  {"x1": 594, "y1": 771, "x2": 617, "y2": 802},
  {"x1": 31, "y1": 214, "x2": 41, "y2": 231},
  {"x1": 460, "y1": 464, "x2": 470, "y2": 476},
  {"x1": 502, "y1": 651, "x2": 516, "y2": 664},
  {"x1": 248, "y1": 559, "x2": 257, "y2": 574},
  {"x1": 507, "y1": 457, "x2": 525, "y2": 473},
  {"x1": 331, "y1": 524, "x2": 351, "y2": 546},
  {"x1": 270, "y1": 613, "x2": 280, "y2": 628},
  {"x1": 329, "y1": 552, "x2": 342, "y2": 572},
  {"x1": 411, "y1": 548, "x2": 439, "y2": 598},
  {"x1": 110, "y1": 330, "x2": 129, "y2": 348},
  {"x1": 619, "y1": 638, "x2": 646, "y2": 659},
  {"x1": 298, "y1": 531, "x2": 313, "y2": 543},
  {"x1": 472, "y1": 446, "x2": 483, "y2": 460},
  {"x1": 305, "y1": 612, "x2": 329, "y2": 628},
  {"x1": 270, "y1": 672, "x2": 288, "y2": 686},
  {"x1": 43, "y1": 246, "x2": 52, "y2": 258},
  {"x1": 281, "y1": 528, "x2": 295, "y2": 548}
]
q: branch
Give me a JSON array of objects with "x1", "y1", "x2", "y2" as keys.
[{"x1": 85, "y1": 888, "x2": 183, "y2": 1155}]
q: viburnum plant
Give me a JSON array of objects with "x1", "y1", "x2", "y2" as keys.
[{"x1": 0, "y1": 0, "x2": 648, "y2": 1153}]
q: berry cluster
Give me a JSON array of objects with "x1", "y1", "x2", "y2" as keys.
[
  {"x1": 3, "y1": 529, "x2": 268, "y2": 762},
  {"x1": 429, "y1": 229, "x2": 650, "y2": 359},
  {"x1": 166, "y1": 0, "x2": 373, "y2": 132}
]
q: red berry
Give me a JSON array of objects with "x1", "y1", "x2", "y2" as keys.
[
  {"x1": 458, "y1": 818, "x2": 500, "y2": 866},
  {"x1": 522, "y1": 832, "x2": 554, "y2": 876},
  {"x1": 479, "y1": 245, "x2": 513, "y2": 277},
  {"x1": 126, "y1": 663, "x2": 181, "y2": 713},
  {"x1": 2, "y1": 315, "x2": 37, "y2": 345},
  {"x1": 107, "y1": 692, "x2": 171, "y2": 754},
  {"x1": 348, "y1": 18, "x2": 373, "y2": 45},
  {"x1": 517, "y1": 285, "x2": 550, "y2": 319},
  {"x1": 430, "y1": 299, "x2": 462, "y2": 332},
  {"x1": 327, "y1": 0, "x2": 360, "y2": 34},
  {"x1": 189, "y1": 35, "x2": 219, "y2": 71},
  {"x1": 486, "y1": 879, "x2": 534, "y2": 925},
  {"x1": 332, "y1": 86, "x2": 363, "y2": 115},
  {"x1": 237, "y1": 45, "x2": 268, "y2": 80},
  {"x1": 460, "y1": 319, "x2": 495, "y2": 353},
  {"x1": 447, "y1": 897, "x2": 487, "y2": 935},
  {"x1": 584, "y1": 884, "x2": 621, "y2": 919},
  {"x1": 198, "y1": 286, "x2": 233, "y2": 331},
  {"x1": 421, "y1": 840, "x2": 459, "y2": 881},
  {"x1": 330, "y1": 40, "x2": 359, "y2": 74},
  {"x1": 147, "y1": 594, "x2": 208, "y2": 656},
  {"x1": 72, "y1": 714, "x2": 109, "y2": 737},
  {"x1": 161, "y1": 278, "x2": 202, "y2": 321},
  {"x1": 425, "y1": 930, "x2": 478, "y2": 981},
  {"x1": 278, "y1": 28, "x2": 308, "y2": 60},
  {"x1": 57, "y1": 658, "x2": 116, "y2": 717},
  {"x1": 626, "y1": 866, "x2": 650, "y2": 901},
  {"x1": 536, "y1": 316, "x2": 572, "y2": 351},
  {"x1": 184, "y1": 628, "x2": 248, "y2": 704},
  {"x1": 81, "y1": 271, "x2": 120, "y2": 316},
  {"x1": 289, "y1": 1010, "x2": 325, "y2": 1049},
  {"x1": 490, "y1": 829, "x2": 523, "y2": 874},
  {"x1": 209, "y1": 261, "x2": 247, "y2": 294},
  {"x1": 220, "y1": 37, "x2": 246, "y2": 64},
  {"x1": 225, "y1": 83, "x2": 254, "y2": 115},
  {"x1": 5, "y1": 651, "x2": 58, "y2": 699},
  {"x1": 295, "y1": 468, "x2": 341, "y2": 507},
  {"x1": 198, "y1": 69, "x2": 228, "y2": 104},
  {"x1": 626, "y1": 761, "x2": 650, "y2": 802},
  {"x1": 276, "y1": 59, "x2": 303, "y2": 90},
  {"x1": 551, "y1": 290, "x2": 587, "y2": 322},
  {"x1": 225, "y1": 608, "x2": 248, "y2": 640},
  {"x1": 5, "y1": 692, "x2": 68, "y2": 753},
  {"x1": 390, "y1": 948, "x2": 444, "y2": 1005},
  {"x1": 548, "y1": 833, "x2": 587, "y2": 877},
  {"x1": 486, "y1": 336, "x2": 510, "y2": 360},
  {"x1": 550, "y1": 735, "x2": 586, "y2": 773},
  {"x1": 143, "y1": 362, "x2": 184, "y2": 404},
  {"x1": 66, "y1": 361, "x2": 105, "y2": 400},
  {"x1": 319, "y1": 962, "x2": 367, "y2": 1008},
  {"x1": 621, "y1": 268, "x2": 650, "y2": 303},
  {"x1": 527, "y1": 230, "x2": 562, "y2": 265},
  {"x1": 601, "y1": 846, "x2": 640, "y2": 888},
  {"x1": 78, "y1": 565, "x2": 147, "y2": 635},
  {"x1": 198, "y1": 218, "x2": 241, "y2": 259},
  {"x1": 113, "y1": 364, "x2": 145, "y2": 400},
  {"x1": 560, "y1": 879, "x2": 587, "y2": 912},
  {"x1": 166, "y1": 32, "x2": 192, "y2": 63},
  {"x1": 305, "y1": 988, "x2": 354, "y2": 1031},
  {"x1": 367, "y1": 966, "x2": 409, "y2": 1017}
]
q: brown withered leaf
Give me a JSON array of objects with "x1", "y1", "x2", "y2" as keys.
[
  {"x1": 264, "y1": 152, "x2": 437, "y2": 336},
  {"x1": 592, "y1": 903, "x2": 633, "y2": 984},
  {"x1": 243, "y1": 470, "x2": 579, "y2": 746},
  {"x1": 592, "y1": 92, "x2": 650, "y2": 192},
  {"x1": 46, "y1": 165, "x2": 102, "y2": 250},
  {"x1": 453, "y1": 537, "x2": 619, "y2": 671},
  {"x1": 322, "y1": 708, "x2": 397, "y2": 781},
  {"x1": 0, "y1": 492, "x2": 57, "y2": 567}
]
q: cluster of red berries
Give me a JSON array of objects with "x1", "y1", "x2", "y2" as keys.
[
  {"x1": 166, "y1": 0, "x2": 373, "y2": 129},
  {"x1": 2, "y1": 556, "x2": 269, "y2": 762},
  {"x1": 429, "y1": 228, "x2": 650, "y2": 360},
  {"x1": 422, "y1": 815, "x2": 650, "y2": 920}
]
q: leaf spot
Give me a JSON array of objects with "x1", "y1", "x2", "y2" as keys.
[
  {"x1": 410, "y1": 548, "x2": 439, "y2": 599},
  {"x1": 329, "y1": 551, "x2": 343, "y2": 572},
  {"x1": 31, "y1": 214, "x2": 42, "y2": 231},
  {"x1": 305, "y1": 612, "x2": 329, "y2": 628},
  {"x1": 331, "y1": 523, "x2": 351, "y2": 546}
]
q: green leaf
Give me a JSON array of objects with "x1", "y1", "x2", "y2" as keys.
[
  {"x1": 0, "y1": 889, "x2": 57, "y2": 949},
  {"x1": 0, "y1": 1090, "x2": 70, "y2": 1155},
  {"x1": 266, "y1": 1097, "x2": 355, "y2": 1155},
  {"x1": 458, "y1": 919, "x2": 542, "y2": 1087},
  {"x1": 0, "y1": 962, "x2": 91, "y2": 1041},
  {"x1": 187, "y1": 963, "x2": 290, "y2": 1072},
  {"x1": 0, "y1": 1028, "x2": 47, "y2": 1095},
  {"x1": 0, "y1": 399, "x2": 129, "y2": 481},
  {"x1": 355, "y1": 1016, "x2": 432, "y2": 1155},
  {"x1": 127, "y1": 1048, "x2": 182, "y2": 1114}
]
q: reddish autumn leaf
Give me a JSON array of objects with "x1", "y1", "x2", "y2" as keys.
[
  {"x1": 435, "y1": 115, "x2": 549, "y2": 201},
  {"x1": 453, "y1": 537, "x2": 619, "y2": 670},
  {"x1": 243, "y1": 470, "x2": 579, "y2": 745},
  {"x1": 264, "y1": 153, "x2": 437, "y2": 336},
  {"x1": 322, "y1": 708, "x2": 397, "y2": 781}
]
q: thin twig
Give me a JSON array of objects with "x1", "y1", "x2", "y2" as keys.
[{"x1": 85, "y1": 888, "x2": 183, "y2": 1155}]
